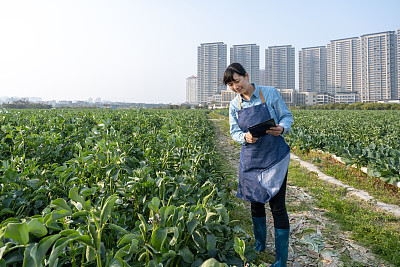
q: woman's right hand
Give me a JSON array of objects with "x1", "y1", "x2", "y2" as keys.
[{"x1": 245, "y1": 132, "x2": 258, "y2": 143}]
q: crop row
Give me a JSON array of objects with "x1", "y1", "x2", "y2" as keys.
[
  {"x1": 0, "y1": 109, "x2": 239, "y2": 266},
  {"x1": 287, "y1": 110, "x2": 400, "y2": 184}
]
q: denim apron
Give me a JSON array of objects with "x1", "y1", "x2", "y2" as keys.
[{"x1": 236, "y1": 87, "x2": 290, "y2": 204}]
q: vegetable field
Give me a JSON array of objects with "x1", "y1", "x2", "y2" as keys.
[
  {"x1": 0, "y1": 109, "x2": 238, "y2": 266},
  {"x1": 287, "y1": 110, "x2": 400, "y2": 185}
]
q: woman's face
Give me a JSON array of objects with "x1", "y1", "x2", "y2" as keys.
[{"x1": 227, "y1": 73, "x2": 251, "y2": 95}]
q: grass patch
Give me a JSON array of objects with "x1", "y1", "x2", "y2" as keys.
[
  {"x1": 288, "y1": 161, "x2": 400, "y2": 266},
  {"x1": 286, "y1": 200, "x2": 313, "y2": 213},
  {"x1": 292, "y1": 148, "x2": 400, "y2": 206}
]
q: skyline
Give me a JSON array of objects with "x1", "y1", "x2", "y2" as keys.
[{"x1": 0, "y1": 0, "x2": 399, "y2": 104}]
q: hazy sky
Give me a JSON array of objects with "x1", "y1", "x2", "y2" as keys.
[{"x1": 0, "y1": 0, "x2": 399, "y2": 103}]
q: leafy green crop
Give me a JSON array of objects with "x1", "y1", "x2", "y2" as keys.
[
  {"x1": 287, "y1": 110, "x2": 400, "y2": 184},
  {"x1": 0, "y1": 109, "x2": 239, "y2": 266}
]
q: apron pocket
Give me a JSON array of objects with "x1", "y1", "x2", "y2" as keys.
[{"x1": 257, "y1": 153, "x2": 290, "y2": 200}]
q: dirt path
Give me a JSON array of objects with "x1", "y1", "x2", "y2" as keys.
[{"x1": 210, "y1": 117, "x2": 393, "y2": 267}]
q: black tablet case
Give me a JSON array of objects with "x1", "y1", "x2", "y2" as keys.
[{"x1": 248, "y1": 118, "x2": 276, "y2": 137}]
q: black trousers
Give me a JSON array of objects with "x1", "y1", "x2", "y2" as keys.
[{"x1": 250, "y1": 173, "x2": 289, "y2": 229}]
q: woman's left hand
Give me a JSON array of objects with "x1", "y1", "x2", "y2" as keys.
[{"x1": 266, "y1": 125, "x2": 284, "y2": 136}]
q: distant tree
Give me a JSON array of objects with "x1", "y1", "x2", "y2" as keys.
[
  {"x1": 291, "y1": 102, "x2": 400, "y2": 110},
  {"x1": 1, "y1": 100, "x2": 52, "y2": 109}
]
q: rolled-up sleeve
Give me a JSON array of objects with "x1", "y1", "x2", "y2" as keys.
[
  {"x1": 229, "y1": 103, "x2": 246, "y2": 145},
  {"x1": 272, "y1": 89, "x2": 293, "y2": 135}
]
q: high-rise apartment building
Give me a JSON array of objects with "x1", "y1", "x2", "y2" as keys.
[
  {"x1": 230, "y1": 44, "x2": 260, "y2": 84},
  {"x1": 299, "y1": 46, "x2": 327, "y2": 93},
  {"x1": 326, "y1": 37, "x2": 361, "y2": 99},
  {"x1": 197, "y1": 42, "x2": 227, "y2": 104},
  {"x1": 360, "y1": 31, "x2": 397, "y2": 102},
  {"x1": 265, "y1": 45, "x2": 295, "y2": 89},
  {"x1": 398, "y1": 29, "x2": 400, "y2": 100},
  {"x1": 259, "y1": 69, "x2": 266, "y2": 86},
  {"x1": 186, "y1": 75, "x2": 198, "y2": 104}
]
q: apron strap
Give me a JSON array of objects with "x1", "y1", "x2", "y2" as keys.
[
  {"x1": 239, "y1": 86, "x2": 265, "y2": 110},
  {"x1": 259, "y1": 88, "x2": 266, "y2": 103}
]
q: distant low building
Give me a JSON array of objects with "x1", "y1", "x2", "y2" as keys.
[
  {"x1": 335, "y1": 91, "x2": 359, "y2": 104},
  {"x1": 57, "y1": 100, "x2": 73, "y2": 106},
  {"x1": 317, "y1": 92, "x2": 335, "y2": 105},
  {"x1": 278, "y1": 89, "x2": 296, "y2": 106},
  {"x1": 301, "y1": 92, "x2": 317, "y2": 105},
  {"x1": 221, "y1": 90, "x2": 236, "y2": 104},
  {"x1": 277, "y1": 89, "x2": 317, "y2": 106},
  {"x1": 29, "y1": 97, "x2": 42, "y2": 102},
  {"x1": 209, "y1": 94, "x2": 222, "y2": 104}
]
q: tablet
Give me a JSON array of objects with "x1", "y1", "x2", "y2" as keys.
[{"x1": 248, "y1": 118, "x2": 276, "y2": 137}]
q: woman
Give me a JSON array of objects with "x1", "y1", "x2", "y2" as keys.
[{"x1": 224, "y1": 63, "x2": 293, "y2": 266}]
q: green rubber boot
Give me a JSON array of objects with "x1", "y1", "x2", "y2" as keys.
[
  {"x1": 251, "y1": 217, "x2": 266, "y2": 252},
  {"x1": 270, "y1": 228, "x2": 289, "y2": 267}
]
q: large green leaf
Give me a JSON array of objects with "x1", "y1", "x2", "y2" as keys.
[
  {"x1": 187, "y1": 218, "x2": 199, "y2": 235},
  {"x1": 206, "y1": 234, "x2": 217, "y2": 258},
  {"x1": 48, "y1": 237, "x2": 72, "y2": 266},
  {"x1": 50, "y1": 209, "x2": 72, "y2": 221},
  {"x1": 151, "y1": 227, "x2": 167, "y2": 251},
  {"x1": 4, "y1": 223, "x2": 29, "y2": 245},
  {"x1": 74, "y1": 235, "x2": 93, "y2": 247},
  {"x1": 169, "y1": 227, "x2": 180, "y2": 246},
  {"x1": 215, "y1": 204, "x2": 229, "y2": 225},
  {"x1": 50, "y1": 198, "x2": 72, "y2": 213},
  {"x1": 69, "y1": 188, "x2": 91, "y2": 211},
  {"x1": 200, "y1": 258, "x2": 228, "y2": 267},
  {"x1": 100, "y1": 195, "x2": 118, "y2": 226},
  {"x1": 59, "y1": 229, "x2": 79, "y2": 236},
  {"x1": 26, "y1": 179, "x2": 40, "y2": 189},
  {"x1": 31, "y1": 234, "x2": 61, "y2": 267},
  {"x1": 117, "y1": 234, "x2": 137, "y2": 246},
  {"x1": 0, "y1": 243, "x2": 14, "y2": 259},
  {"x1": 109, "y1": 223, "x2": 129, "y2": 234},
  {"x1": 86, "y1": 246, "x2": 96, "y2": 262},
  {"x1": 192, "y1": 230, "x2": 205, "y2": 251},
  {"x1": 151, "y1": 197, "x2": 160, "y2": 209},
  {"x1": 205, "y1": 211, "x2": 218, "y2": 223},
  {"x1": 147, "y1": 203, "x2": 158, "y2": 213},
  {"x1": 109, "y1": 257, "x2": 124, "y2": 267},
  {"x1": 178, "y1": 245, "x2": 194, "y2": 263},
  {"x1": 233, "y1": 237, "x2": 245, "y2": 260},
  {"x1": 202, "y1": 188, "x2": 215, "y2": 205},
  {"x1": 114, "y1": 244, "x2": 130, "y2": 259},
  {"x1": 159, "y1": 205, "x2": 176, "y2": 226},
  {"x1": 27, "y1": 219, "x2": 47, "y2": 238},
  {"x1": 22, "y1": 244, "x2": 35, "y2": 267},
  {"x1": 137, "y1": 214, "x2": 148, "y2": 239},
  {"x1": 88, "y1": 224, "x2": 98, "y2": 248}
]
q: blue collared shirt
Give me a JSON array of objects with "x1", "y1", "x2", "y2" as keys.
[{"x1": 229, "y1": 84, "x2": 293, "y2": 145}]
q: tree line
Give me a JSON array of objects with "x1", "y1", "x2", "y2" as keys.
[
  {"x1": 293, "y1": 102, "x2": 400, "y2": 110},
  {"x1": 1, "y1": 100, "x2": 52, "y2": 109}
]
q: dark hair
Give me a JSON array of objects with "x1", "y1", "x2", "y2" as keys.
[{"x1": 222, "y1": 63, "x2": 247, "y2": 85}]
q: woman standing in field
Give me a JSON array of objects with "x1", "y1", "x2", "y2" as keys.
[{"x1": 224, "y1": 63, "x2": 293, "y2": 266}]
